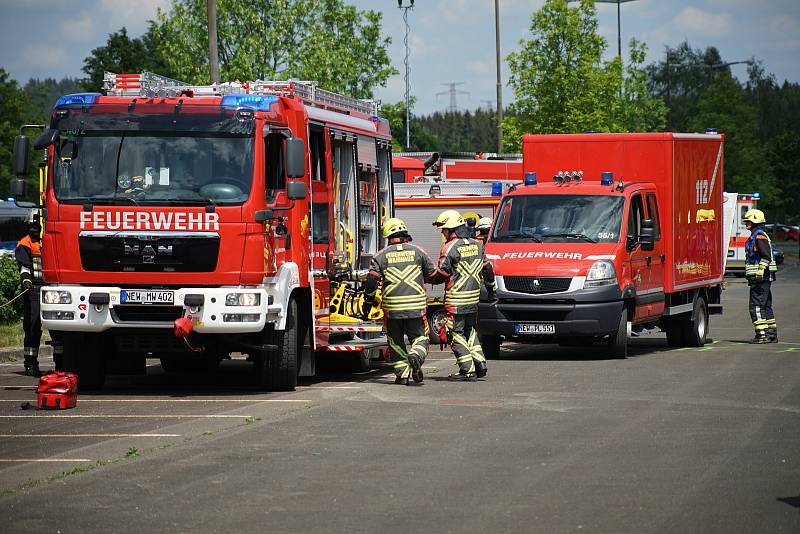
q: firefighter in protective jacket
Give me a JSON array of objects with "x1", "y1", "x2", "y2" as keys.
[
  {"x1": 362, "y1": 218, "x2": 436, "y2": 385},
  {"x1": 743, "y1": 209, "x2": 778, "y2": 343},
  {"x1": 15, "y1": 216, "x2": 43, "y2": 376},
  {"x1": 433, "y1": 210, "x2": 497, "y2": 379}
]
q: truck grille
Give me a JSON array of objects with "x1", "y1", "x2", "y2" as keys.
[
  {"x1": 79, "y1": 234, "x2": 220, "y2": 272},
  {"x1": 112, "y1": 305, "x2": 184, "y2": 323},
  {"x1": 503, "y1": 276, "x2": 572, "y2": 295}
]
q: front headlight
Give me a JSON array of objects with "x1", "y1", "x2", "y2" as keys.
[
  {"x1": 585, "y1": 260, "x2": 617, "y2": 287},
  {"x1": 225, "y1": 293, "x2": 261, "y2": 307},
  {"x1": 42, "y1": 290, "x2": 72, "y2": 304}
]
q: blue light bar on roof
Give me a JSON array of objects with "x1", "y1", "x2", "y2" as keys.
[
  {"x1": 752, "y1": 192, "x2": 761, "y2": 199},
  {"x1": 55, "y1": 93, "x2": 101, "y2": 108},
  {"x1": 600, "y1": 171, "x2": 614, "y2": 186},
  {"x1": 221, "y1": 95, "x2": 278, "y2": 111}
]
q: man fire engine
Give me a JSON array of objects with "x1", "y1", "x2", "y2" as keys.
[
  {"x1": 362, "y1": 217, "x2": 435, "y2": 385},
  {"x1": 9, "y1": 71, "x2": 394, "y2": 390},
  {"x1": 433, "y1": 210, "x2": 496, "y2": 379},
  {"x1": 743, "y1": 208, "x2": 778, "y2": 343}
]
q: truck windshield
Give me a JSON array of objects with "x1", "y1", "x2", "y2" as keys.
[
  {"x1": 492, "y1": 194, "x2": 624, "y2": 244},
  {"x1": 50, "y1": 107, "x2": 255, "y2": 206}
]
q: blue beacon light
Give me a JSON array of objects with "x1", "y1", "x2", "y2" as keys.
[
  {"x1": 55, "y1": 93, "x2": 101, "y2": 108},
  {"x1": 524, "y1": 172, "x2": 537, "y2": 186},
  {"x1": 220, "y1": 95, "x2": 278, "y2": 111},
  {"x1": 600, "y1": 171, "x2": 614, "y2": 186},
  {"x1": 491, "y1": 181, "x2": 503, "y2": 196}
]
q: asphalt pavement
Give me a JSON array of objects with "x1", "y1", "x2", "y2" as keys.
[{"x1": 0, "y1": 265, "x2": 798, "y2": 533}]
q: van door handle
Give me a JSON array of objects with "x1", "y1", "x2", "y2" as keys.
[
  {"x1": 660, "y1": 254, "x2": 666, "y2": 264},
  {"x1": 646, "y1": 256, "x2": 652, "y2": 267}
]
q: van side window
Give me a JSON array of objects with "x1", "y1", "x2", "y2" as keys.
[
  {"x1": 392, "y1": 170, "x2": 405, "y2": 184},
  {"x1": 645, "y1": 193, "x2": 661, "y2": 241},
  {"x1": 627, "y1": 194, "x2": 645, "y2": 247},
  {"x1": 265, "y1": 133, "x2": 286, "y2": 203}
]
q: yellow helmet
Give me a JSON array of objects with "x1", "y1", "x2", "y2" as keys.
[
  {"x1": 433, "y1": 209, "x2": 464, "y2": 229},
  {"x1": 743, "y1": 209, "x2": 766, "y2": 225},
  {"x1": 382, "y1": 217, "x2": 408, "y2": 238}
]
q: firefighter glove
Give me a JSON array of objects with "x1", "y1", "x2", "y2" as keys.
[
  {"x1": 487, "y1": 289, "x2": 497, "y2": 303},
  {"x1": 755, "y1": 264, "x2": 766, "y2": 282},
  {"x1": 21, "y1": 275, "x2": 33, "y2": 291}
]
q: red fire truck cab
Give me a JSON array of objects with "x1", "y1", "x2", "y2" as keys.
[{"x1": 478, "y1": 133, "x2": 725, "y2": 358}]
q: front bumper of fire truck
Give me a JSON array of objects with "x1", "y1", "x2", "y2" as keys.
[
  {"x1": 478, "y1": 276, "x2": 624, "y2": 339},
  {"x1": 40, "y1": 285, "x2": 269, "y2": 333}
]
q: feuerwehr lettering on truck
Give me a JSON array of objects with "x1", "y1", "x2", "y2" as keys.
[
  {"x1": 501, "y1": 251, "x2": 583, "y2": 260},
  {"x1": 79, "y1": 210, "x2": 220, "y2": 231}
]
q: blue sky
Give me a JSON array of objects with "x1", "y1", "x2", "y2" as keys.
[{"x1": 1, "y1": 0, "x2": 798, "y2": 115}]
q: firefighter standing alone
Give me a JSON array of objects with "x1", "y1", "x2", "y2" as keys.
[
  {"x1": 362, "y1": 218, "x2": 436, "y2": 385},
  {"x1": 16, "y1": 215, "x2": 43, "y2": 376},
  {"x1": 433, "y1": 210, "x2": 497, "y2": 380},
  {"x1": 743, "y1": 209, "x2": 778, "y2": 343}
]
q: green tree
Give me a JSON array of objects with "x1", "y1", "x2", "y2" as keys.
[
  {"x1": 504, "y1": 0, "x2": 621, "y2": 150},
  {"x1": 24, "y1": 77, "x2": 82, "y2": 118},
  {"x1": 81, "y1": 27, "x2": 171, "y2": 92},
  {"x1": 380, "y1": 100, "x2": 440, "y2": 152},
  {"x1": 620, "y1": 39, "x2": 667, "y2": 132},
  {"x1": 689, "y1": 71, "x2": 777, "y2": 208},
  {"x1": 152, "y1": 0, "x2": 396, "y2": 99},
  {"x1": 0, "y1": 67, "x2": 40, "y2": 199}
]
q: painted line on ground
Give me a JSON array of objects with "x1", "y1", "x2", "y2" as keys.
[
  {"x1": 0, "y1": 434, "x2": 181, "y2": 438},
  {"x1": 1, "y1": 386, "x2": 36, "y2": 390},
  {"x1": 0, "y1": 398, "x2": 311, "y2": 403},
  {"x1": 0, "y1": 459, "x2": 93, "y2": 463},
  {"x1": 0, "y1": 414, "x2": 255, "y2": 419},
  {"x1": 299, "y1": 386, "x2": 360, "y2": 389}
]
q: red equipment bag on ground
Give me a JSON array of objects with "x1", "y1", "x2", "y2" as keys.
[{"x1": 36, "y1": 372, "x2": 78, "y2": 410}]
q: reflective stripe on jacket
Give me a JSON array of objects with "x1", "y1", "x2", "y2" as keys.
[
  {"x1": 15, "y1": 235, "x2": 43, "y2": 283},
  {"x1": 438, "y1": 237, "x2": 495, "y2": 314},
  {"x1": 744, "y1": 228, "x2": 777, "y2": 277},
  {"x1": 369, "y1": 243, "x2": 435, "y2": 319}
]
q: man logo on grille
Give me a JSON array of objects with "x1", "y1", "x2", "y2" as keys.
[{"x1": 532, "y1": 279, "x2": 541, "y2": 291}]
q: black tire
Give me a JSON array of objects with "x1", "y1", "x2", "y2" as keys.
[
  {"x1": 63, "y1": 334, "x2": 106, "y2": 390},
  {"x1": 665, "y1": 323, "x2": 685, "y2": 347},
  {"x1": 682, "y1": 296, "x2": 708, "y2": 347},
  {"x1": 255, "y1": 297, "x2": 298, "y2": 391},
  {"x1": 607, "y1": 307, "x2": 628, "y2": 359},
  {"x1": 159, "y1": 357, "x2": 181, "y2": 375},
  {"x1": 480, "y1": 334, "x2": 502, "y2": 360},
  {"x1": 427, "y1": 307, "x2": 447, "y2": 344}
]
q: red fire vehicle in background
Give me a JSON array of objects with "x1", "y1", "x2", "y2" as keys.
[
  {"x1": 391, "y1": 151, "x2": 522, "y2": 183},
  {"x1": 478, "y1": 133, "x2": 725, "y2": 358},
  {"x1": 10, "y1": 72, "x2": 394, "y2": 390}
]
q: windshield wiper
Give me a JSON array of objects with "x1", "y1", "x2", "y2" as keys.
[
  {"x1": 162, "y1": 198, "x2": 218, "y2": 207},
  {"x1": 496, "y1": 232, "x2": 543, "y2": 243},
  {"x1": 59, "y1": 196, "x2": 138, "y2": 206},
  {"x1": 541, "y1": 232, "x2": 597, "y2": 243}
]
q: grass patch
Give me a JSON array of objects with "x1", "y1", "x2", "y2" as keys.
[{"x1": 0, "y1": 321, "x2": 51, "y2": 349}]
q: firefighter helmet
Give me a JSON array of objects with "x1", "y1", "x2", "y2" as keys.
[
  {"x1": 433, "y1": 210, "x2": 464, "y2": 229},
  {"x1": 743, "y1": 209, "x2": 766, "y2": 225},
  {"x1": 382, "y1": 217, "x2": 408, "y2": 238},
  {"x1": 477, "y1": 217, "x2": 492, "y2": 231}
]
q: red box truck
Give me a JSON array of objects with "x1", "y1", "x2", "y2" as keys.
[{"x1": 478, "y1": 133, "x2": 725, "y2": 358}]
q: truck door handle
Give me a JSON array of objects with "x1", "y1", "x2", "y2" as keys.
[
  {"x1": 660, "y1": 254, "x2": 666, "y2": 264},
  {"x1": 646, "y1": 256, "x2": 652, "y2": 267}
]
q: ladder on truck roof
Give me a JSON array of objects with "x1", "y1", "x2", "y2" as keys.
[{"x1": 103, "y1": 71, "x2": 379, "y2": 116}]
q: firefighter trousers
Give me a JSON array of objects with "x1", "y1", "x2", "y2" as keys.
[
  {"x1": 749, "y1": 280, "x2": 776, "y2": 337},
  {"x1": 23, "y1": 287, "x2": 42, "y2": 366},
  {"x1": 386, "y1": 317, "x2": 429, "y2": 380},
  {"x1": 445, "y1": 312, "x2": 486, "y2": 376}
]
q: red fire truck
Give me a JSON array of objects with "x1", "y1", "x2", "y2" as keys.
[
  {"x1": 478, "y1": 133, "x2": 725, "y2": 358},
  {"x1": 392, "y1": 152, "x2": 522, "y2": 183},
  {"x1": 10, "y1": 72, "x2": 394, "y2": 390}
]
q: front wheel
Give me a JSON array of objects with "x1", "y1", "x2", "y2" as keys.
[
  {"x1": 682, "y1": 296, "x2": 708, "y2": 347},
  {"x1": 255, "y1": 298, "x2": 298, "y2": 391},
  {"x1": 607, "y1": 307, "x2": 629, "y2": 359},
  {"x1": 63, "y1": 334, "x2": 106, "y2": 390},
  {"x1": 480, "y1": 334, "x2": 502, "y2": 360}
]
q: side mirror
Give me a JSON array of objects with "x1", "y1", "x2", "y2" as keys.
[
  {"x1": 10, "y1": 179, "x2": 28, "y2": 197},
  {"x1": 285, "y1": 137, "x2": 305, "y2": 178},
  {"x1": 34, "y1": 128, "x2": 59, "y2": 150},
  {"x1": 12, "y1": 135, "x2": 30, "y2": 176},
  {"x1": 286, "y1": 180, "x2": 307, "y2": 201},
  {"x1": 640, "y1": 218, "x2": 655, "y2": 252}
]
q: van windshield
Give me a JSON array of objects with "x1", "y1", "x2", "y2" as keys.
[{"x1": 492, "y1": 194, "x2": 625, "y2": 243}]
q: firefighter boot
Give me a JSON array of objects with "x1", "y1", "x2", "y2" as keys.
[
  {"x1": 475, "y1": 361, "x2": 488, "y2": 379},
  {"x1": 767, "y1": 328, "x2": 778, "y2": 343},
  {"x1": 23, "y1": 348, "x2": 41, "y2": 377},
  {"x1": 394, "y1": 376, "x2": 409, "y2": 385},
  {"x1": 408, "y1": 354, "x2": 424, "y2": 384},
  {"x1": 750, "y1": 332, "x2": 769, "y2": 344}
]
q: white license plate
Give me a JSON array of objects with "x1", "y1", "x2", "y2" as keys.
[
  {"x1": 514, "y1": 323, "x2": 556, "y2": 335},
  {"x1": 121, "y1": 290, "x2": 174, "y2": 305}
]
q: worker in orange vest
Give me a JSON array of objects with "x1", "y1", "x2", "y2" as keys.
[{"x1": 16, "y1": 216, "x2": 43, "y2": 376}]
